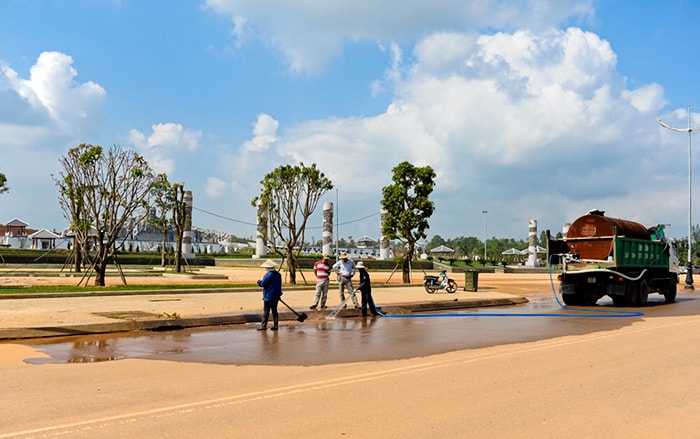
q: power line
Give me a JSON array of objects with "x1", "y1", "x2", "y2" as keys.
[
  {"x1": 338, "y1": 211, "x2": 379, "y2": 226},
  {"x1": 193, "y1": 207, "x2": 256, "y2": 226},
  {"x1": 193, "y1": 206, "x2": 380, "y2": 229}
]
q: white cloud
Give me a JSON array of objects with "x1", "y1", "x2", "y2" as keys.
[
  {"x1": 0, "y1": 51, "x2": 106, "y2": 144},
  {"x1": 0, "y1": 51, "x2": 108, "y2": 229},
  {"x1": 206, "y1": 0, "x2": 595, "y2": 74},
  {"x1": 203, "y1": 113, "x2": 282, "y2": 202},
  {"x1": 205, "y1": 176, "x2": 229, "y2": 197},
  {"x1": 129, "y1": 123, "x2": 201, "y2": 151},
  {"x1": 238, "y1": 26, "x2": 676, "y2": 238},
  {"x1": 128, "y1": 123, "x2": 203, "y2": 175},
  {"x1": 23, "y1": 52, "x2": 105, "y2": 134},
  {"x1": 242, "y1": 113, "x2": 279, "y2": 152},
  {"x1": 621, "y1": 83, "x2": 666, "y2": 114}
]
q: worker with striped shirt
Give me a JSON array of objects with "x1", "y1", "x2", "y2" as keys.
[{"x1": 310, "y1": 254, "x2": 331, "y2": 309}]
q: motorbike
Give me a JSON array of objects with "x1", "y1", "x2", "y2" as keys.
[{"x1": 423, "y1": 270, "x2": 458, "y2": 294}]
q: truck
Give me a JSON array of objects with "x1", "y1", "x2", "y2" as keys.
[{"x1": 547, "y1": 210, "x2": 679, "y2": 306}]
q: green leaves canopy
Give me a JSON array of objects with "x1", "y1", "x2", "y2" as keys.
[
  {"x1": 251, "y1": 162, "x2": 333, "y2": 284},
  {"x1": 381, "y1": 161, "x2": 436, "y2": 255},
  {"x1": 0, "y1": 172, "x2": 8, "y2": 195}
]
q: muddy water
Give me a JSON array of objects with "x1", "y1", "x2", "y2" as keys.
[
  {"x1": 22, "y1": 294, "x2": 677, "y2": 366},
  {"x1": 23, "y1": 293, "x2": 700, "y2": 365}
]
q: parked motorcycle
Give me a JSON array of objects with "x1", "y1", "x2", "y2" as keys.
[{"x1": 423, "y1": 270, "x2": 458, "y2": 294}]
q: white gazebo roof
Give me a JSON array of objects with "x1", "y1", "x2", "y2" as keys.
[
  {"x1": 6, "y1": 218, "x2": 29, "y2": 227},
  {"x1": 430, "y1": 245, "x2": 455, "y2": 254},
  {"x1": 501, "y1": 248, "x2": 522, "y2": 255},
  {"x1": 29, "y1": 229, "x2": 60, "y2": 239}
]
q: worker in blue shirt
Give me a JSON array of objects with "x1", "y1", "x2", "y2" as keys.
[{"x1": 257, "y1": 259, "x2": 283, "y2": 330}]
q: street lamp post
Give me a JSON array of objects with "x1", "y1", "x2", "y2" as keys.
[
  {"x1": 482, "y1": 210, "x2": 488, "y2": 261},
  {"x1": 659, "y1": 104, "x2": 700, "y2": 290}
]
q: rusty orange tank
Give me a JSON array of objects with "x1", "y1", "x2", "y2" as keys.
[{"x1": 566, "y1": 212, "x2": 650, "y2": 261}]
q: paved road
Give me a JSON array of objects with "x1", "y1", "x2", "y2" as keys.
[{"x1": 2, "y1": 288, "x2": 700, "y2": 437}]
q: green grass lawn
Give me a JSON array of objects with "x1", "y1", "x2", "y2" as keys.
[{"x1": 0, "y1": 283, "x2": 259, "y2": 295}]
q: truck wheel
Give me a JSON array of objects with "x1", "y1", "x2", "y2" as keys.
[
  {"x1": 664, "y1": 277, "x2": 678, "y2": 303},
  {"x1": 625, "y1": 281, "x2": 640, "y2": 306},
  {"x1": 638, "y1": 280, "x2": 649, "y2": 306}
]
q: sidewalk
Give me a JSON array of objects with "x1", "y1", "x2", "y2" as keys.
[{"x1": 0, "y1": 285, "x2": 527, "y2": 340}]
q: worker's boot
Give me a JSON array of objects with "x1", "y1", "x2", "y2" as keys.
[{"x1": 271, "y1": 316, "x2": 279, "y2": 331}]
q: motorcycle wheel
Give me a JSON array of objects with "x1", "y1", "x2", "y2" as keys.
[
  {"x1": 446, "y1": 279, "x2": 458, "y2": 293},
  {"x1": 424, "y1": 282, "x2": 436, "y2": 294}
]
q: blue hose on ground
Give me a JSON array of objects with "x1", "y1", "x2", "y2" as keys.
[{"x1": 376, "y1": 256, "x2": 643, "y2": 319}]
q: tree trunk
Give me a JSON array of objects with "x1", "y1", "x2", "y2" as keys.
[
  {"x1": 161, "y1": 226, "x2": 167, "y2": 267},
  {"x1": 402, "y1": 256, "x2": 411, "y2": 283},
  {"x1": 175, "y1": 238, "x2": 183, "y2": 273},
  {"x1": 286, "y1": 253, "x2": 297, "y2": 285},
  {"x1": 94, "y1": 261, "x2": 107, "y2": 287},
  {"x1": 73, "y1": 243, "x2": 82, "y2": 273},
  {"x1": 92, "y1": 241, "x2": 109, "y2": 287},
  {"x1": 402, "y1": 242, "x2": 415, "y2": 283}
]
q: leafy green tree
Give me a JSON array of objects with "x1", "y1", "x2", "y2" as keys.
[
  {"x1": 252, "y1": 163, "x2": 333, "y2": 284},
  {"x1": 54, "y1": 144, "x2": 155, "y2": 286},
  {"x1": 429, "y1": 234, "x2": 445, "y2": 248},
  {"x1": 381, "y1": 161, "x2": 436, "y2": 283},
  {"x1": 148, "y1": 174, "x2": 176, "y2": 267},
  {"x1": 448, "y1": 236, "x2": 481, "y2": 259},
  {"x1": 0, "y1": 172, "x2": 8, "y2": 195}
]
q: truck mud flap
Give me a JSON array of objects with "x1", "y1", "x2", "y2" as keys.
[
  {"x1": 560, "y1": 283, "x2": 575, "y2": 295},
  {"x1": 607, "y1": 283, "x2": 626, "y2": 297}
]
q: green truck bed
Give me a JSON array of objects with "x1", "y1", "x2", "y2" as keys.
[{"x1": 613, "y1": 237, "x2": 669, "y2": 269}]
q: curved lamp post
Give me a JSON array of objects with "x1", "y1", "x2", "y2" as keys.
[{"x1": 658, "y1": 104, "x2": 700, "y2": 290}]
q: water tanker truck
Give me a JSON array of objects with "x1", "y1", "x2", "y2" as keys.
[{"x1": 547, "y1": 210, "x2": 679, "y2": 306}]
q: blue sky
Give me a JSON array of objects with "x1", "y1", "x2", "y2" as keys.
[{"x1": 1, "y1": 0, "x2": 700, "y2": 245}]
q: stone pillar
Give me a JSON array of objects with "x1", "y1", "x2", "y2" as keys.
[
  {"x1": 527, "y1": 219, "x2": 538, "y2": 267},
  {"x1": 379, "y1": 208, "x2": 390, "y2": 260},
  {"x1": 255, "y1": 200, "x2": 268, "y2": 259},
  {"x1": 183, "y1": 190, "x2": 194, "y2": 259},
  {"x1": 322, "y1": 202, "x2": 333, "y2": 257},
  {"x1": 562, "y1": 222, "x2": 571, "y2": 238}
]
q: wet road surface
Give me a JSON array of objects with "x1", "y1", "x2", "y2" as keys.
[{"x1": 23, "y1": 292, "x2": 696, "y2": 365}]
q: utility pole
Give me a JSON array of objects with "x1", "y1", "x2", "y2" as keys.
[
  {"x1": 482, "y1": 210, "x2": 488, "y2": 261},
  {"x1": 659, "y1": 104, "x2": 700, "y2": 290}
]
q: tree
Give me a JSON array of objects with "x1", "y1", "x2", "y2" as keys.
[
  {"x1": 252, "y1": 163, "x2": 333, "y2": 284},
  {"x1": 56, "y1": 166, "x2": 87, "y2": 272},
  {"x1": 0, "y1": 172, "x2": 8, "y2": 195},
  {"x1": 381, "y1": 161, "x2": 436, "y2": 283},
  {"x1": 448, "y1": 236, "x2": 482, "y2": 259},
  {"x1": 148, "y1": 174, "x2": 176, "y2": 267},
  {"x1": 171, "y1": 183, "x2": 189, "y2": 273},
  {"x1": 429, "y1": 234, "x2": 446, "y2": 248},
  {"x1": 54, "y1": 144, "x2": 155, "y2": 286}
]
